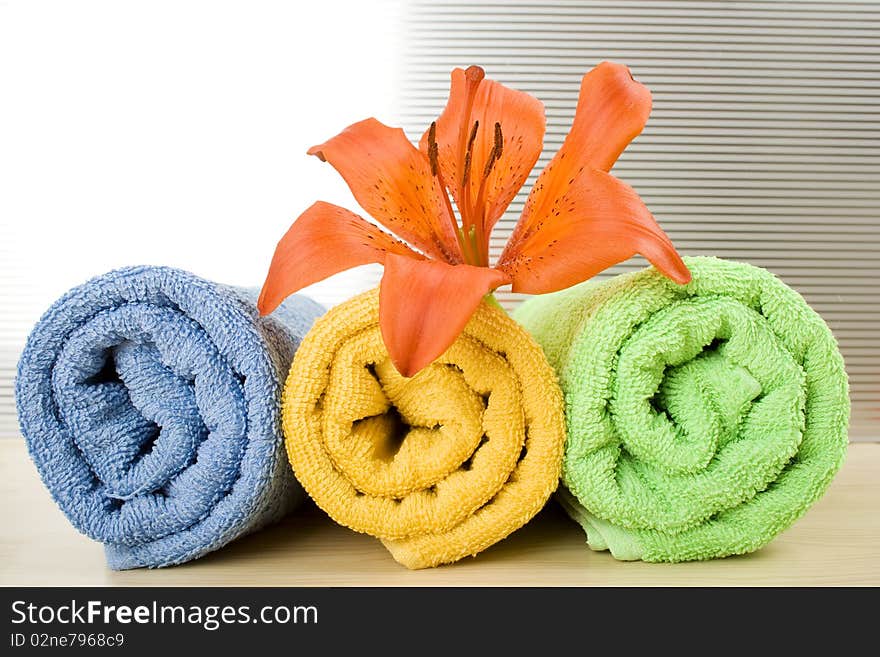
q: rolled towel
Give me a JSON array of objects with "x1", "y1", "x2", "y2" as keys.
[
  {"x1": 16, "y1": 266, "x2": 323, "y2": 569},
  {"x1": 283, "y1": 288, "x2": 565, "y2": 569},
  {"x1": 514, "y1": 256, "x2": 849, "y2": 562}
]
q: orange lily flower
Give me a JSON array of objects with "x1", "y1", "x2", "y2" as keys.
[{"x1": 259, "y1": 62, "x2": 691, "y2": 377}]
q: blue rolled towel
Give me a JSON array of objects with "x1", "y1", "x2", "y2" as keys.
[{"x1": 15, "y1": 266, "x2": 323, "y2": 569}]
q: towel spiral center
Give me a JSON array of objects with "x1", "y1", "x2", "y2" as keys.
[
  {"x1": 564, "y1": 281, "x2": 813, "y2": 533},
  {"x1": 322, "y1": 329, "x2": 489, "y2": 498},
  {"x1": 302, "y1": 323, "x2": 525, "y2": 535},
  {"x1": 51, "y1": 304, "x2": 248, "y2": 504}
]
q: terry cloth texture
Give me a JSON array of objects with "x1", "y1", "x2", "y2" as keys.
[
  {"x1": 16, "y1": 266, "x2": 323, "y2": 569},
  {"x1": 282, "y1": 288, "x2": 566, "y2": 569},
  {"x1": 514, "y1": 256, "x2": 849, "y2": 562}
]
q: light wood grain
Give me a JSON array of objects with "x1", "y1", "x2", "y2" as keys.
[{"x1": 1, "y1": 439, "x2": 878, "y2": 586}]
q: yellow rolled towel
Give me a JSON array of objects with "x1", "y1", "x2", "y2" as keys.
[{"x1": 282, "y1": 288, "x2": 565, "y2": 568}]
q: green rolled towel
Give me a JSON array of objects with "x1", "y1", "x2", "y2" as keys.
[{"x1": 514, "y1": 256, "x2": 849, "y2": 562}]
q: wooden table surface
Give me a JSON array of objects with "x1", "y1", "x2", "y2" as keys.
[{"x1": 2, "y1": 439, "x2": 878, "y2": 586}]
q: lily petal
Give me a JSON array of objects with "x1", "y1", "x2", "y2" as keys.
[
  {"x1": 309, "y1": 118, "x2": 462, "y2": 263},
  {"x1": 420, "y1": 67, "x2": 545, "y2": 242},
  {"x1": 497, "y1": 169, "x2": 690, "y2": 294},
  {"x1": 258, "y1": 201, "x2": 423, "y2": 315},
  {"x1": 379, "y1": 254, "x2": 510, "y2": 377},
  {"x1": 560, "y1": 61, "x2": 653, "y2": 172},
  {"x1": 505, "y1": 62, "x2": 652, "y2": 251}
]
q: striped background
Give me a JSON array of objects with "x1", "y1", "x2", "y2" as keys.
[
  {"x1": 1, "y1": 1, "x2": 876, "y2": 441},
  {"x1": 399, "y1": 0, "x2": 879, "y2": 439}
]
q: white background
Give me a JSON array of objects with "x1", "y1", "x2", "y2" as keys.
[
  {"x1": 1, "y1": 0, "x2": 402, "y2": 435},
  {"x1": 1, "y1": 0, "x2": 400, "y2": 316}
]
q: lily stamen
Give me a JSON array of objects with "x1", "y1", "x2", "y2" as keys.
[
  {"x1": 481, "y1": 122, "x2": 504, "y2": 179},
  {"x1": 468, "y1": 122, "x2": 505, "y2": 263},
  {"x1": 427, "y1": 121, "x2": 439, "y2": 176},
  {"x1": 428, "y1": 120, "x2": 471, "y2": 263},
  {"x1": 461, "y1": 120, "x2": 480, "y2": 188},
  {"x1": 460, "y1": 120, "x2": 481, "y2": 230}
]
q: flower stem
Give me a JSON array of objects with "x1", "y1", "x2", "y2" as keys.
[{"x1": 484, "y1": 292, "x2": 504, "y2": 311}]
